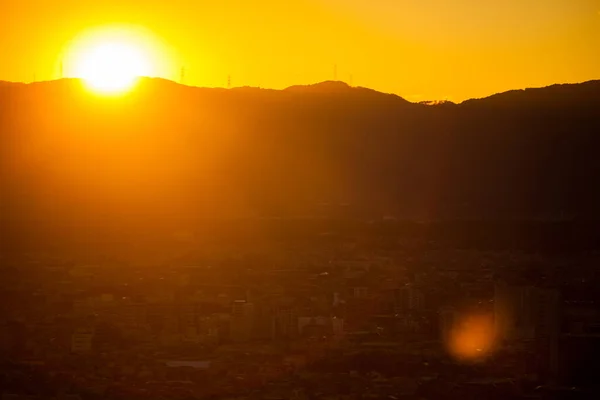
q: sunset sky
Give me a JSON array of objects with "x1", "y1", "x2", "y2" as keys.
[{"x1": 2, "y1": 0, "x2": 599, "y2": 101}]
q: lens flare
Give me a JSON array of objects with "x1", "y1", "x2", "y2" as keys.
[{"x1": 446, "y1": 313, "x2": 495, "y2": 362}]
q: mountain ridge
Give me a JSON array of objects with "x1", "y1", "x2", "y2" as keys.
[
  {"x1": 1, "y1": 76, "x2": 600, "y2": 251},
  {"x1": 2, "y1": 76, "x2": 599, "y2": 105}
]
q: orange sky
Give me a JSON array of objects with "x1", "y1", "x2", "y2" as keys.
[{"x1": 2, "y1": 0, "x2": 599, "y2": 101}]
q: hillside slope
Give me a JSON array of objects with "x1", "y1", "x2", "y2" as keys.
[{"x1": 1, "y1": 78, "x2": 600, "y2": 242}]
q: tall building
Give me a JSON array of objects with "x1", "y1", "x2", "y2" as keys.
[
  {"x1": 552, "y1": 302, "x2": 600, "y2": 386},
  {"x1": 71, "y1": 328, "x2": 94, "y2": 354},
  {"x1": 120, "y1": 303, "x2": 148, "y2": 328},
  {"x1": 181, "y1": 304, "x2": 200, "y2": 343},
  {"x1": 230, "y1": 300, "x2": 255, "y2": 342},
  {"x1": 394, "y1": 285, "x2": 425, "y2": 313},
  {"x1": 439, "y1": 306, "x2": 458, "y2": 343},
  {"x1": 494, "y1": 281, "x2": 560, "y2": 342},
  {"x1": 272, "y1": 307, "x2": 298, "y2": 339},
  {"x1": 332, "y1": 317, "x2": 344, "y2": 336},
  {"x1": 198, "y1": 314, "x2": 224, "y2": 344}
]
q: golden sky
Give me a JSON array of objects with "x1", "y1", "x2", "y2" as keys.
[{"x1": 2, "y1": 0, "x2": 599, "y2": 101}]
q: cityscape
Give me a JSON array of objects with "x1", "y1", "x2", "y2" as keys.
[
  {"x1": 3, "y1": 1, "x2": 600, "y2": 399},
  {"x1": 2, "y1": 221, "x2": 599, "y2": 399}
]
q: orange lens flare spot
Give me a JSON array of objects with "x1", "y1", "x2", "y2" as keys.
[{"x1": 446, "y1": 313, "x2": 495, "y2": 362}]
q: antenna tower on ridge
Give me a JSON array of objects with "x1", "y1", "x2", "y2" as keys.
[
  {"x1": 180, "y1": 66, "x2": 186, "y2": 84},
  {"x1": 227, "y1": 75, "x2": 231, "y2": 89}
]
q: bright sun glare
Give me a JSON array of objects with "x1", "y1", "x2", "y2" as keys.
[
  {"x1": 75, "y1": 41, "x2": 150, "y2": 93},
  {"x1": 65, "y1": 26, "x2": 169, "y2": 94}
]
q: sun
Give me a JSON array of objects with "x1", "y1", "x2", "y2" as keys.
[
  {"x1": 75, "y1": 41, "x2": 150, "y2": 93},
  {"x1": 64, "y1": 25, "x2": 173, "y2": 95}
]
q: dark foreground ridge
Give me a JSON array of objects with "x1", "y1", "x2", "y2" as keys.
[{"x1": 1, "y1": 78, "x2": 600, "y2": 245}]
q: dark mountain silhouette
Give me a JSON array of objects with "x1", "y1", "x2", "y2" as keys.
[
  {"x1": 1, "y1": 77, "x2": 600, "y2": 250},
  {"x1": 285, "y1": 80, "x2": 354, "y2": 92}
]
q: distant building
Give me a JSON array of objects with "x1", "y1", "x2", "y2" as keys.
[
  {"x1": 231, "y1": 300, "x2": 255, "y2": 342},
  {"x1": 554, "y1": 303, "x2": 600, "y2": 387},
  {"x1": 297, "y1": 316, "x2": 344, "y2": 338},
  {"x1": 439, "y1": 306, "x2": 458, "y2": 343},
  {"x1": 394, "y1": 285, "x2": 425, "y2": 313},
  {"x1": 494, "y1": 282, "x2": 562, "y2": 384},
  {"x1": 332, "y1": 317, "x2": 344, "y2": 336},
  {"x1": 71, "y1": 328, "x2": 94, "y2": 354},
  {"x1": 120, "y1": 303, "x2": 148, "y2": 328},
  {"x1": 272, "y1": 307, "x2": 298, "y2": 339},
  {"x1": 180, "y1": 303, "x2": 198, "y2": 342},
  {"x1": 353, "y1": 287, "x2": 369, "y2": 299},
  {"x1": 494, "y1": 282, "x2": 560, "y2": 342},
  {"x1": 198, "y1": 314, "x2": 224, "y2": 344}
]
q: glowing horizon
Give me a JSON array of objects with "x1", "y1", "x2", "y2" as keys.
[{"x1": 1, "y1": 0, "x2": 599, "y2": 101}]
